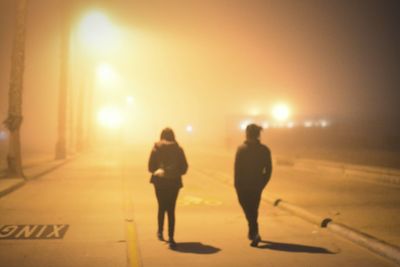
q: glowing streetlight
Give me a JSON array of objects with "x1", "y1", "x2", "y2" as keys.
[
  {"x1": 97, "y1": 106, "x2": 124, "y2": 129},
  {"x1": 271, "y1": 103, "x2": 291, "y2": 122},
  {"x1": 186, "y1": 125, "x2": 193, "y2": 133},
  {"x1": 96, "y1": 63, "x2": 118, "y2": 86},
  {"x1": 126, "y1": 96, "x2": 134, "y2": 106},
  {"x1": 77, "y1": 11, "x2": 121, "y2": 53}
]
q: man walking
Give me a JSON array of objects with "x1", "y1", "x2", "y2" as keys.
[{"x1": 234, "y1": 123, "x2": 272, "y2": 247}]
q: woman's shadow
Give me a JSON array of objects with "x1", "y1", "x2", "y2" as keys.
[
  {"x1": 257, "y1": 240, "x2": 336, "y2": 254},
  {"x1": 170, "y1": 242, "x2": 221, "y2": 254}
]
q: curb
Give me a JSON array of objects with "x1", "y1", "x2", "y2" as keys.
[
  {"x1": 267, "y1": 197, "x2": 400, "y2": 265},
  {"x1": 0, "y1": 156, "x2": 76, "y2": 198},
  {"x1": 327, "y1": 222, "x2": 400, "y2": 265},
  {"x1": 272, "y1": 199, "x2": 332, "y2": 227},
  {"x1": 0, "y1": 179, "x2": 26, "y2": 198},
  {"x1": 193, "y1": 167, "x2": 400, "y2": 265},
  {"x1": 275, "y1": 157, "x2": 400, "y2": 186}
]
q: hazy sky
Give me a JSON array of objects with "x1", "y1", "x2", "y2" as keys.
[{"x1": 1, "y1": 0, "x2": 399, "y2": 147}]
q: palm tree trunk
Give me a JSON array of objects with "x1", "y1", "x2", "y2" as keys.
[
  {"x1": 4, "y1": 0, "x2": 28, "y2": 178},
  {"x1": 55, "y1": 2, "x2": 71, "y2": 159}
]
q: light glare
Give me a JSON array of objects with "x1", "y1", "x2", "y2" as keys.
[
  {"x1": 97, "y1": 106, "x2": 124, "y2": 129},
  {"x1": 304, "y1": 121, "x2": 313, "y2": 128},
  {"x1": 240, "y1": 120, "x2": 252, "y2": 131},
  {"x1": 186, "y1": 125, "x2": 193, "y2": 133},
  {"x1": 126, "y1": 96, "x2": 134, "y2": 105},
  {"x1": 96, "y1": 63, "x2": 117, "y2": 85},
  {"x1": 78, "y1": 11, "x2": 120, "y2": 52},
  {"x1": 272, "y1": 103, "x2": 290, "y2": 122}
]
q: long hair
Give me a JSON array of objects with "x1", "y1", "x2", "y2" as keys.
[{"x1": 160, "y1": 127, "x2": 176, "y2": 142}]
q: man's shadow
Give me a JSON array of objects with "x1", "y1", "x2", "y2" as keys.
[
  {"x1": 170, "y1": 242, "x2": 221, "y2": 254},
  {"x1": 257, "y1": 240, "x2": 336, "y2": 254}
]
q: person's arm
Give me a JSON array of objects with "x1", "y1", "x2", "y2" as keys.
[
  {"x1": 148, "y1": 146, "x2": 159, "y2": 173},
  {"x1": 179, "y1": 148, "x2": 188, "y2": 175},
  {"x1": 262, "y1": 148, "x2": 273, "y2": 186},
  {"x1": 234, "y1": 148, "x2": 243, "y2": 186}
]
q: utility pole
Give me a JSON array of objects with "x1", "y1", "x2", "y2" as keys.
[
  {"x1": 55, "y1": 1, "x2": 71, "y2": 159},
  {"x1": 4, "y1": 0, "x2": 28, "y2": 178},
  {"x1": 85, "y1": 70, "x2": 94, "y2": 149},
  {"x1": 76, "y1": 78, "x2": 85, "y2": 152}
]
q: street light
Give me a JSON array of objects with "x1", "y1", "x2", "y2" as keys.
[
  {"x1": 97, "y1": 106, "x2": 124, "y2": 129},
  {"x1": 77, "y1": 11, "x2": 120, "y2": 53},
  {"x1": 96, "y1": 62, "x2": 118, "y2": 87},
  {"x1": 271, "y1": 103, "x2": 291, "y2": 122},
  {"x1": 75, "y1": 10, "x2": 122, "y2": 148},
  {"x1": 186, "y1": 125, "x2": 193, "y2": 133},
  {"x1": 126, "y1": 96, "x2": 134, "y2": 106}
]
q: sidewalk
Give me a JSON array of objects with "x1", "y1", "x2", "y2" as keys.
[
  {"x1": 0, "y1": 178, "x2": 25, "y2": 198},
  {"x1": 0, "y1": 150, "x2": 127, "y2": 267},
  {"x1": 0, "y1": 153, "x2": 74, "y2": 198}
]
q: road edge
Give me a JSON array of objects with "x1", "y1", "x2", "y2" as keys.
[{"x1": 264, "y1": 196, "x2": 400, "y2": 266}]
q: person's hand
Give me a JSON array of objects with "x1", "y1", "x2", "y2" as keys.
[{"x1": 154, "y1": 168, "x2": 165, "y2": 177}]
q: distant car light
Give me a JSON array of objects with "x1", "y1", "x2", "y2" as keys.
[
  {"x1": 319, "y1": 120, "x2": 329, "y2": 128},
  {"x1": 304, "y1": 121, "x2": 313, "y2": 128},
  {"x1": 240, "y1": 120, "x2": 252, "y2": 131},
  {"x1": 286, "y1": 121, "x2": 295, "y2": 128},
  {"x1": 262, "y1": 122, "x2": 269, "y2": 129}
]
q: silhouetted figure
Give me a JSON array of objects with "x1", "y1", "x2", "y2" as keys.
[
  {"x1": 148, "y1": 128, "x2": 188, "y2": 249},
  {"x1": 234, "y1": 123, "x2": 272, "y2": 247}
]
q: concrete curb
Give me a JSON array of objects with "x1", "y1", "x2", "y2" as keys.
[
  {"x1": 0, "y1": 156, "x2": 76, "y2": 198},
  {"x1": 193, "y1": 167, "x2": 400, "y2": 265},
  {"x1": 266, "y1": 197, "x2": 400, "y2": 266},
  {"x1": 275, "y1": 157, "x2": 400, "y2": 186},
  {"x1": 327, "y1": 222, "x2": 400, "y2": 265},
  {"x1": 0, "y1": 179, "x2": 26, "y2": 198},
  {"x1": 273, "y1": 199, "x2": 332, "y2": 227}
]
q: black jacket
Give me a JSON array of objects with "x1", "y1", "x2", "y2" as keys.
[
  {"x1": 234, "y1": 140, "x2": 272, "y2": 189},
  {"x1": 148, "y1": 140, "x2": 188, "y2": 188}
]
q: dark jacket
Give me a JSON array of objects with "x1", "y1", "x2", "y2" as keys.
[
  {"x1": 234, "y1": 140, "x2": 272, "y2": 189},
  {"x1": 148, "y1": 140, "x2": 188, "y2": 188}
]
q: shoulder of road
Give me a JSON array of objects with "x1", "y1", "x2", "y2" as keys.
[{"x1": 0, "y1": 154, "x2": 76, "y2": 198}]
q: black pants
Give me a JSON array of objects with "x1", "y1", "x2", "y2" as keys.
[
  {"x1": 154, "y1": 184, "x2": 180, "y2": 238},
  {"x1": 236, "y1": 187, "x2": 263, "y2": 238}
]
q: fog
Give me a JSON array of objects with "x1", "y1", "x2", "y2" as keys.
[{"x1": 1, "y1": 0, "x2": 400, "y2": 167}]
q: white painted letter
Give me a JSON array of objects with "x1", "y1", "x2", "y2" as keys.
[
  {"x1": 15, "y1": 225, "x2": 39, "y2": 238},
  {"x1": 0, "y1": 225, "x2": 19, "y2": 238},
  {"x1": 46, "y1": 224, "x2": 67, "y2": 238}
]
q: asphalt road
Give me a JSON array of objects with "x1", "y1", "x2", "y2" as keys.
[
  {"x1": 188, "y1": 147, "x2": 400, "y2": 246},
  {"x1": 0, "y1": 146, "x2": 398, "y2": 267}
]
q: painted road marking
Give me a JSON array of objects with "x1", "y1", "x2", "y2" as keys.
[
  {"x1": 0, "y1": 224, "x2": 69, "y2": 240},
  {"x1": 126, "y1": 221, "x2": 141, "y2": 267},
  {"x1": 180, "y1": 195, "x2": 222, "y2": 206}
]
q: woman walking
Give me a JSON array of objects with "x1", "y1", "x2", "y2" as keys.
[{"x1": 148, "y1": 127, "x2": 188, "y2": 248}]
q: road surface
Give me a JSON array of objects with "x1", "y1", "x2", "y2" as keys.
[{"x1": 0, "y1": 146, "x2": 398, "y2": 267}]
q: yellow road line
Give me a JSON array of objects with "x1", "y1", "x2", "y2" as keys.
[{"x1": 126, "y1": 221, "x2": 141, "y2": 267}]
